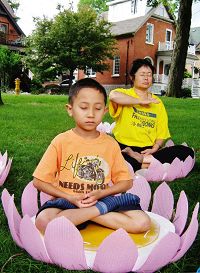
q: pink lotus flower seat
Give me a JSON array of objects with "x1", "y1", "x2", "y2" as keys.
[
  {"x1": 0, "y1": 151, "x2": 12, "y2": 186},
  {"x1": 97, "y1": 122, "x2": 116, "y2": 134},
  {"x1": 1, "y1": 177, "x2": 199, "y2": 273},
  {"x1": 136, "y1": 140, "x2": 195, "y2": 182},
  {"x1": 97, "y1": 123, "x2": 195, "y2": 182}
]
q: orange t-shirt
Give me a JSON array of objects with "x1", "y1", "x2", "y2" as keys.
[{"x1": 33, "y1": 130, "x2": 132, "y2": 195}]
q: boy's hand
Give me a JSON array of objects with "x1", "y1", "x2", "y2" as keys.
[
  {"x1": 68, "y1": 194, "x2": 96, "y2": 208},
  {"x1": 81, "y1": 190, "x2": 103, "y2": 205}
]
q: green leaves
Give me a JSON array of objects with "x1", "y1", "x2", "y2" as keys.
[
  {"x1": 25, "y1": 7, "x2": 116, "y2": 82},
  {"x1": 78, "y1": 0, "x2": 108, "y2": 14}
]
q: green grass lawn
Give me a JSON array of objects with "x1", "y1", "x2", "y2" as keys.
[{"x1": 0, "y1": 93, "x2": 199, "y2": 273}]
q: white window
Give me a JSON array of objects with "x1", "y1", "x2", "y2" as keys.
[
  {"x1": 113, "y1": 56, "x2": 120, "y2": 76},
  {"x1": 146, "y1": 23, "x2": 154, "y2": 44},
  {"x1": 0, "y1": 23, "x2": 8, "y2": 33},
  {"x1": 165, "y1": 29, "x2": 172, "y2": 49},
  {"x1": 85, "y1": 67, "x2": 96, "y2": 77},
  {"x1": 131, "y1": 0, "x2": 138, "y2": 14}
]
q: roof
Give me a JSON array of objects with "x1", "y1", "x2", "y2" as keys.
[
  {"x1": 190, "y1": 27, "x2": 200, "y2": 45},
  {"x1": 110, "y1": 14, "x2": 149, "y2": 36},
  {"x1": 110, "y1": 4, "x2": 175, "y2": 37},
  {"x1": 1, "y1": 0, "x2": 15, "y2": 17},
  {"x1": 0, "y1": 0, "x2": 25, "y2": 36}
]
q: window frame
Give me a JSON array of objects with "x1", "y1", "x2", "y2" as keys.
[
  {"x1": 131, "y1": 0, "x2": 138, "y2": 14},
  {"x1": 112, "y1": 56, "x2": 120, "y2": 76},
  {"x1": 146, "y1": 23, "x2": 154, "y2": 44},
  {"x1": 0, "y1": 23, "x2": 8, "y2": 34},
  {"x1": 85, "y1": 67, "x2": 96, "y2": 78},
  {"x1": 165, "y1": 28, "x2": 172, "y2": 49}
]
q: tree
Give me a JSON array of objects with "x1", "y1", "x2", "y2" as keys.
[
  {"x1": 8, "y1": 0, "x2": 20, "y2": 13},
  {"x1": 148, "y1": 0, "x2": 199, "y2": 97},
  {"x1": 78, "y1": 0, "x2": 108, "y2": 14},
  {"x1": 167, "y1": 0, "x2": 194, "y2": 97},
  {"x1": 25, "y1": 6, "x2": 117, "y2": 85},
  {"x1": 0, "y1": 46, "x2": 22, "y2": 105}
]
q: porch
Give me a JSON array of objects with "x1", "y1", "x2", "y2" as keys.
[
  {"x1": 151, "y1": 77, "x2": 200, "y2": 98},
  {"x1": 151, "y1": 41, "x2": 200, "y2": 98}
]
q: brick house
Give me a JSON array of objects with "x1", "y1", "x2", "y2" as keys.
[
  {"x1": 0, "y1": 0, "x2": 25, "y2": 51},
  {"x1": 78, "y1": 0, "x2": 197, "y2": 93},
  {"x1": 189, "y1": 27, "x2": 200, "y2": 78}
]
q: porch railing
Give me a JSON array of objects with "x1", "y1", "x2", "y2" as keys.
[
  {"x1": 158, "y1": 42, "x2": 196, "y2": 55},
  {"x1": 0, "y1": 32, "x2": 25, "y2": 47},
  {"x1": 153, "y1": 74, "x2": 168, "y2": 84}
]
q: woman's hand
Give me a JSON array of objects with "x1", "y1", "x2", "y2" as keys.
[
  {"x1": 141, "y1": 143, "x2": 160, "y2": 155},
  {"x1": 139, "y1": 97, "x2": 160, "y2": 106}
]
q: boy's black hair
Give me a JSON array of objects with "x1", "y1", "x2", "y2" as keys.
[
  {"x1": 68, "y1": 78, "x2": 107, "y2": 105},
  {"x1": 130, "y1": 58, "x2": 155, "y2": 77}
]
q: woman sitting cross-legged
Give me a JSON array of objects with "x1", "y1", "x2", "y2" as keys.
[{"x1": 109, "y1": 58, "x2": 194, "y2": 172}]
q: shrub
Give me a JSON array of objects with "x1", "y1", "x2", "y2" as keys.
[
  {"x1": 180, "y1": 87, "x2": 192, "y2": 98},
  {"x1": 30, "y1": 79, "x2": 45, "y2": 94},
  {"x1": 184, "y1": 70, "x2": 192, "y2": 78}
]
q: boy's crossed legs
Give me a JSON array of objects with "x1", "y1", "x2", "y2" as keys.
[{"x1": 35, "y1": 194, "x2": 151, "y2": 234}]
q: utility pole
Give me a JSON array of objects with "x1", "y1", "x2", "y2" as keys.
[{"x1": 69, "y1": 0, "x2": 74, "y2": 11}]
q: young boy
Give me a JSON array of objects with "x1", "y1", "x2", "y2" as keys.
[{"x1": 33, "y1": 78, "x2": 150, "y2": 234}]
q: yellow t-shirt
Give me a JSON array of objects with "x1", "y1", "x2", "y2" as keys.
[
  {"x1": 33, "y1": 130, "x2": 132, "y2": 195},
  {"x1": 109, "y1": 88, "x2": 170, "y2": 147}
]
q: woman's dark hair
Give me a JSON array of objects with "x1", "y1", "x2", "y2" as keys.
[
  {"x1": 130, "y1": 58, "x2": 155, "y2": 77},
  {"x1": 68, "y1": 78, "x2": 107, "y2": 105}
]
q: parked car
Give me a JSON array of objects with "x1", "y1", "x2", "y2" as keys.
[{"x1": 59, "y1": 79, "x2": 76, "y2": 87}]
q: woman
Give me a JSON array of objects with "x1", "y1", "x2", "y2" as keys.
[{"x1": 109, "y1": 58, "x2": 194, "y2": 172}]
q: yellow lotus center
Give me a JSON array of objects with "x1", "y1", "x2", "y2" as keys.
[{"x1": 80, "y1": 218, "x2": 160, "y2": 251}]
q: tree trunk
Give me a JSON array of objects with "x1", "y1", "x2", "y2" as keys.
[
  {"x1": 167, "y1": 0, "x2": 193, "y2": 97},
  {"x1": 0, "y1": 91, "x2": 4, "y2": 105}
]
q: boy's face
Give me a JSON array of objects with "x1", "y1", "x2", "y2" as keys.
[{"x1": 66, "y1": 87, "x2": 107, "y2": 134}]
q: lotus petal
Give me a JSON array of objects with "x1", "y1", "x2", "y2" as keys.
[
  {"x1": 0, "y1": 151, "x2": 8, "y2": 175},
  {"x1": 171, "y1": 203, "x2": 199, "y2": 262},
  {"x1": 93, "y1": 228, "x2": 138, "y2": 273},
  {"x1": 20, "y1": 215, "x2": 52, "y2": 263},
  {"x1": 110, "y1": 122, "x2": 116, "y2": 132},
  {"x1": 21, "y1": 181, "x2": 38, "y2": 217},
  {"x1": 165, "y1": 139, "x2": 175, "y2": 147},
  {"x1": 181, "y1": 142, "x2": 188, "y2": 146},
  {"x1": 163, "y1": 157, "x2": 182, "y2": 181},
  {"x1": 181, "y1": 156, "x2": 194, "y2": 177},
  {"x1": 1, "y1": 188, "x2": 12, "y2": 218},
  {"x1": 44, "y1": 217, "x2": 87, "y2": 270},
  {"x1": 97, "y1": 122, "x2": 113, "y2": 134},
  {"x1": 137, "y1": 232, "x2": 180, "y2": 273},
  {"x1": 173, "y1": 191, "x2": 188, "y2": 235},
  {"x1": 128, "y1": 175, "x2": 151, "y2": 210},
  {"x1": 7, "y1": 195, "x2": 23, "y2": 248},
  {"x1": 151, "y1": 182, "x2": 174, "y2": 220},
  {"x1": 40, "y1": 191, "x2": 53, "y2": 206},
  {"x1": 0, "y1": 158, "x2": 12, "y2": 186},
  {"x1": 145, "y1": 158, "x2": 165, "y2": 182}
]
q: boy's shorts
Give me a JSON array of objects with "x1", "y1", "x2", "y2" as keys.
[{"x1": 36, "y1": 197, "x2": 142, "y2": 230}]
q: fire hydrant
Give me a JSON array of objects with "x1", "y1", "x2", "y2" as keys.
[{"x1": 15, "y1": 78, "x2": 21, "y2": 95}]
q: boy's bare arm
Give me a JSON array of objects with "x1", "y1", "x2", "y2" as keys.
[
  {"x1": 82, "y1": 179, "x2": 133, "y2": 204},
  {"x1": 33, "y1": 178, "x2": 96, "y2": 208}
]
